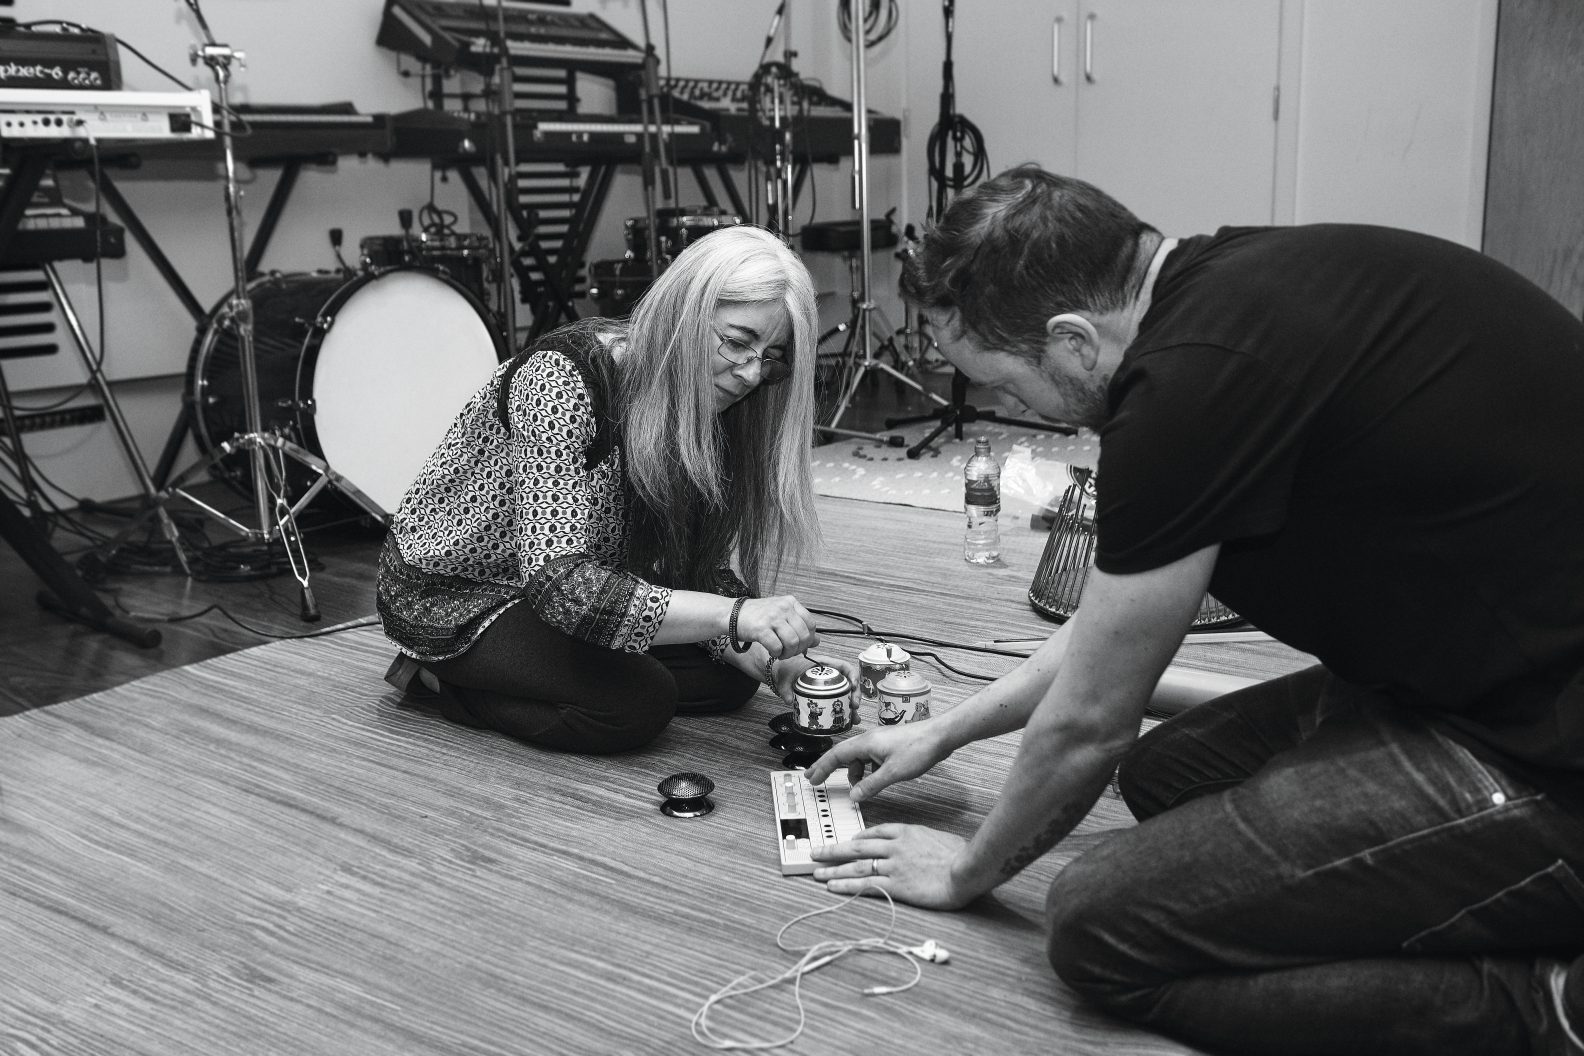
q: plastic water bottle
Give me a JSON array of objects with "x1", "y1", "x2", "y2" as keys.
[{"x1": 963, "y1": 437, "x2": 1001, "y2": 565}]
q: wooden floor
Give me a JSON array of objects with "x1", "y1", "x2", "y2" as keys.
[
  {"x1": 0, "y1": 486, "x2": 1311, "y2": 1056},
  {"x1": 0, "y1": 365, "x2": 968, "y2": 716}
]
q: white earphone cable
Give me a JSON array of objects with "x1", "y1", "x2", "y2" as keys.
[{"x1": 691, "y1": 885, "x2": 948, "y2": 1050}]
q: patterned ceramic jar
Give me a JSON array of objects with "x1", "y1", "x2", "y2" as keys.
[
  {"x1": 793, "y1": 664, "x2": 854, "y2": 735},
  {"x1": 857, "y1": 642, "x2": 910, "y2": 725},
  {"x1": 877, "y1": 665, "x2": 932, "y2": 725}
]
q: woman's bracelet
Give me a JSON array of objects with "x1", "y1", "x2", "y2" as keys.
[
  {"x1": 728, "y1": 596, "x2": 753, "y2": 653},
  {"x1": 762, "y1": 655, "x2": 778, "y2": 689}
]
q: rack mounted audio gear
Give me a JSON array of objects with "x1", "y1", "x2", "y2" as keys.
[{"x1": 0, "y1": 87, "x2": 213, "y2": 141}]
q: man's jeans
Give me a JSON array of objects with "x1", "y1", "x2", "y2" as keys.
[{"x1": 1046, "y1": 665, "x2": 1584, "y2": 1055}]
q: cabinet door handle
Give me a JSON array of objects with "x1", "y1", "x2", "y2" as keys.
[
  {"x1": 1052, "y1": 15, "x2": 1064, "y2": 85},
  {"x1": 1083, "y1": 12, "x2": 1096, "y2": 83}
]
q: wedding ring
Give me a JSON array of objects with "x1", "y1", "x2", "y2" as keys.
[{"x1": 869, "y1": 857, "x2": 880, "y2": 877}]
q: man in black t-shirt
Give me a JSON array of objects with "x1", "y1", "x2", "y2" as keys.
[{"x1": 804, "y1": 165, "x2": 1584, "y2": 1056}]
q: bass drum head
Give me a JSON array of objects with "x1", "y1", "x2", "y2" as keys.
[{"x1": 304, "y1": 267, "x2": 504, "y2": 516}]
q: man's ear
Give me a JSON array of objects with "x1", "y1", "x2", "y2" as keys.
[{"x1": 1045, "y1": 313, "x2": 1102, "y2": 371}]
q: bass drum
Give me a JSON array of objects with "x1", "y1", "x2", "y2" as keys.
[{"x1": 186, "y1": 266, "x2": 506, "y2": 518}]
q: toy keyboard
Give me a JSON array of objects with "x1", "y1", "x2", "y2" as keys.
[{"x1": 772, "y1": 769, "x2": 865, "y2": 876}]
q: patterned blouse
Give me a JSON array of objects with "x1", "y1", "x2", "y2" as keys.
[{"x1": 376, "y1": 320, "x2": 746, "y2": 663}]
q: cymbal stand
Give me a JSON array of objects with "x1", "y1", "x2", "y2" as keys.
[
  {"x1": 822, "y1": 0, "x2": 948, "y2": 443},
  {"x1": 489, "y1": 0, "x2": 518, "y2": 346},
  {"x1": 96, "y1": 3, "x2": 384, "y2": 618},
  {"x1": 747, "y1": 0, "x2": 797, "y2": 239},
  {"x1": 633, "y1": 0, "x2": 675, "y2": 270},
  {"x1": 749, "y1": 63, "x2": 797, "y2": 239}
]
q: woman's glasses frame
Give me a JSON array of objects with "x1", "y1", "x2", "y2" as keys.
[{"x1": 715, "y1": 331, "x2": 792, "y2": 384}]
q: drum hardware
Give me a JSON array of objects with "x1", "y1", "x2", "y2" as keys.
[
  {"x1": 183, "y1": 267, "x2": 505, "y2": 519},
  {"x1": 746, "y1": 1, "x2": 801, "y2": 238},
  {"x1": 814, "y1": 0, "x2": 950, "y2": 446},
  {"x1": 630, "y1": 0, "x2": 678, "y2": 280},
  {"x1": 359, "y1": 227, "x2": 498, "y2": 312},
  {"x1": 589, "y1": 207, "x2": 741, "y2": 317},
  {"x1": 801, "y1": 214, "x2": 940, "y2": 446},
  {"x1": 90, "y1": 5, "x2": 377, "y2": 614}
]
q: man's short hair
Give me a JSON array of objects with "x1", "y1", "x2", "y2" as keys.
[{"x1": 901, "y1": 165, "x2": 1157, "y2": 358}]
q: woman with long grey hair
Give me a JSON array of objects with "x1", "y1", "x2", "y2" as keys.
[{"x1": 377, "y1": 225, "x2": 849, "y2": 753}]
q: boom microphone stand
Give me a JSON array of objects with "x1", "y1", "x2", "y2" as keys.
[
  {"x1": 95, "y1": 0, "x2": 384, "y2": 618},
  {"x1": 885, "y1": 0, "x2": 1073, "y2": 458}
]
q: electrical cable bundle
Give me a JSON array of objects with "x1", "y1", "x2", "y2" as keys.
[
  {"x1": 926, "y1": 0, "x2": 989, "y2": 222},
  {"x1": 925, "y1": 114, "x2": 988, "y2": 210},
  {"x1": 836, "y1": 0, "x2": 899, "y2": 48}
]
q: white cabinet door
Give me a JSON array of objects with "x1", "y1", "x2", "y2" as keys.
[
  {"x1": 914, "y1": 1, "x2": 1279, "y2": 237},
  {"x1": 948, "y1": 0, "x2": 1080, "y2": 177},
  {"x1": 1074, "y1": 0, "x2": 1281, "y2": 236},
  {"x1": 1290, "y1": 0, "x2": 1496, "y2": 248}
]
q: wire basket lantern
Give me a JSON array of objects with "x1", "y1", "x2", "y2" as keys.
[{"x1": 1028, "y1": 467, "x2": 1242, "y2": 629}]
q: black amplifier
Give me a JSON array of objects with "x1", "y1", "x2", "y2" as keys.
[{"x1": 0, "y1": 26, "x2": 123, "y2": 92}]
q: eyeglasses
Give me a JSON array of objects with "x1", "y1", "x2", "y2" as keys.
[{"x1": 715, "y1": 331, "x2": 792, "y2": 384}]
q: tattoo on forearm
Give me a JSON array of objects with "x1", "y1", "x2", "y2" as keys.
[
  {"x1": 995, "y1": 800, "x2": 1092, "y2": 883},
  {"x1": 997, "y1": 804, "x2": 1088, "y2": 880}
]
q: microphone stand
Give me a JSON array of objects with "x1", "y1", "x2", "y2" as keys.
[
  {"x1": 94, "y1": 0, "x2": 384, "y2": 618},
  {"x1": 633, "y1": 0, "x2": 672, "y2": 272},
  {"x1": 821, "y1": 0, "x2": 947, "y2": 444},
  {"x1": 883, "y1": 0, "x2": 1075, "y2": 458},
  {"x1": 491, "y1": 0, "x2": 518, "y2": 347}
]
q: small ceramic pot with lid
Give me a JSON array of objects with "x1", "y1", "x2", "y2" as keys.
[
  {"x1": 792, "y1": 664, "x2": 854, "y2": 735},
  {"x1": 877, "y1": 665, "x2": 932, "y2": 725}
]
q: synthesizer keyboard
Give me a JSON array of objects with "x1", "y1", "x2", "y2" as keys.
[
  {"x1": 631, "y1": 77, "x2": 901, "y2": 160},
  {"x1": 772, "y1": 769, "x2": 865, "y2": 876},
  {"x1": 377, "y1": 0, "x2": 643, "y2": 75}
]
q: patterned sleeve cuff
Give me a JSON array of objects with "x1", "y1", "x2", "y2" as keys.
[{"x1": 623, "y1": 585, "x2": 672, "y2": 654}]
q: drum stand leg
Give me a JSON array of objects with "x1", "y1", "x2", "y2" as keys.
[
  {"x1": 87, "y1": 29, "x2": 381, "y2": 621},
  {"x1": 819, "y1": 253, "x2": 946, "y2": 445},
  {"x1": 91, "y1": 424, "x2": 386, "y2": 611}
]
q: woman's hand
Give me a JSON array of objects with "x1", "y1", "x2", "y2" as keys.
[{"x1": 735, "y1": 595, "x2": 820, "y2": 658}]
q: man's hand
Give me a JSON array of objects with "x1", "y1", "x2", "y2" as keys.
[
  {"x1": 810, "y1": 824, "x2": 977, "y2": 910},
  {"x1": 802, "y1": 721, "x2": 952, "y2": 804}
]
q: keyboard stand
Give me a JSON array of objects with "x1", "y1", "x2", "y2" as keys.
[{"x1": 0, "y1": 147, "x2": 160, "y2": 648}]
